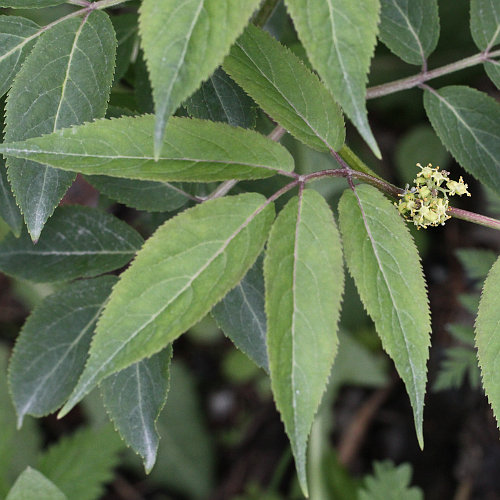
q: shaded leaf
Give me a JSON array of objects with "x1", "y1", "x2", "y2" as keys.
[
  {"x1": 9, "y1": 277, "x2": 117, "y2": 426},
  {"x1": 212, "y1": 255, "x2": 268, "y2": 371},
  {"x1": 470, "y1": 0, "x2": 500, "y2": 50},
  {"x1": 139, "y1": 0, "x2": 261, "y2": 157},
  {"x1": 0, "y1": 156, "x2": 22, "y2": 237},
  {"x1": 265, "y1": 189, "x2": 344, "y2": 496},
  {"x1": 424, "y1": 85, "x2": 500, "y2": 196},
  {"x1": 338, "y1": 184, "x2": 430, "y2": 447},
  {"x1": 475, "y1": 255, "x2": 500, "y2": 427},
  {"x1": 284, "y1": 0, "x2": 381, "y2": 157},
  {"x1": 6, "y1": 468, "x2": 66, "y2": 500},
  {"x1": 484, "y1": 62, "x2": 500, "y2": 90},
  {"x1": 101, "y1": 346, "x2": 172, "y2": 473},
  {"x1": 378, "y1": 0, "x2": 439, "y2": 66},
  {"x1": 0, "y1": 206, "x2": 143, "y2": 283},
  {"x1": 185, "y1": 67, "x2": 256, "y2": 128},
  {"x1": 433, "y1": 347, "x2": 480, "y2": 391},
  {"x1": 223, "y1": 24, "x2": 345, "y2": 152},
  {"x1": 1, "y1": 0, "x2": 65, "y2": 6},
  {"x1": 59, "y1": 193, "x2": 275, "y2": 416},
  {"x1": 112, "y1": 14, "x2": 138, "y2": 83},
  {"x1": 0, "y1": 16, "x2": 40, "y2": 98},
  {"x1": 5, "y1": 10, "x2": 116, "y2": 241},
  {"x1": 0, "y1": 115, "x2": 294, "y2": 182},
  {"x1": 37, "y1": 426, "x2": 124, "y2": 500},
  {"x1": 455, "y1": 248, "x2": 497, "y2": 281}
]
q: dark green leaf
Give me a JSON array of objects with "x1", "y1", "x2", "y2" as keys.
[
  {"x1": 112, "y1": 14, "x2": 138, "y2": 83},
  {"x1": 9, "y1": 277, "x2": 117, "y2": 426},
  {"x1": 0, "y1": 116, "x2": 294, "y2": 182},
  {"x1": 433, "y1": 347, "x2": 480, "y2": 391},
  {"x1": 139, "y1": 0, "x2": 261, "y2": 157},
  {"x1": 101, "y1": 346, "x2": 172, "y2": 473},
  {"x1": 0, "y1": 206, "x2": 143, "y2": 283},
  {"x1": 475, "y1": 255, "x2": 500, "y2": 427},
  {"x1": 37, "y1": 426, "x2": 124, "y2": 500},
  {"x1": 212, "y1": 256, "x2": 268, "y2": 371},
  {"x1": 6, "y1": 468, "x2": 66, "y2": 500},
  {"x1": 1, "y1": 1, "x2": 65, "y2": 7},
  {"x1": 0, "y1": 16, "x2": 40, "y2": 98},
  {"x1": 0, "y1": 158, "x2": 22, "y2": 237},
  {"x1": 59, "y1": 193, "x2": 275, "y2": 416},
  {"x1": 424, "y1": 85, "x2": 500, "y2": 196},
  {"x1": 455, "y1": 248, "x2": 497, "y2": 281},
  {"x1": 470, "y1": 0, "x2": 500, "y2": 50},
  {"x1": 223, "y1": 24, "x2": 345, "y2": 152},
  {"x1": 378, "y1": 0, "x2": 440, "y2": 65},
  {"x1": 5, "y1": 11, "x2": 117, "y2": 241},
  {"x1": 185, "y1": 67, "x2": 256, "y2": 128},
  {"x1": 265, "y1": 189, "x2": 344, "y2": 496},
  {"x1": 338, "y1": 184, "x2": 430, "y2": 448},
  {"x1": 284, "y1": 0, "x2": 381, "y2": 157}
]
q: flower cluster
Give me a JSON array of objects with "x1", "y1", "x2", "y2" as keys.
[{"x1": 396, "y1": 163, "x2": 470, "y2": 229}]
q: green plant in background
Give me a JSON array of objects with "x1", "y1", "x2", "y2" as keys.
[{"x1": 0, "y1": 0, "x2": 499, "y2": 498}]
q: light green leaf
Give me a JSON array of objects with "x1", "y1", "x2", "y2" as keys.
[
  {"x1": 223, "y1": 24, "x2": 345, "y2": 152},
  {"x1": 284, "y1": 0, "x2": 381, "y2": 157},
  {"x1": 424, "y1": 85, "x2": 500, "y2": 196},
  {"x1": 265, "y1": 189, "x2": 344, "y2": 496},
  {"x1": 185, "y1": 67, "x2": 256, "y2": 128},
  {"x1": 6, "y1": 468, "x2": 66, "y2": 500},
  {"x1": 59, "y1": 193, "x2": 275, "y2": 417},
  {"x1": 0, "y1": 206, "x2": 143, "y2": 283},
  {"x1": 475, "y1": 255, "x2": 500, "y2": 427},
  {"x1": 212, "y1": 255, "x2": 268, "y2": 371},
  {"x1": 359, "y1": 461, "x2": 423, "y2": 500},
  {"x1": 378, "y1": 0, "x2": 439, "y2": 66},
  {"x1": 470, "y1": 0, "x2": 500, "y2": 50},
  {"x1": 0, "y1": 16, "x2": 40, "y2": 98},
  {"x1": 139, "y1": 0, "x2": 261, "y2": 157},
  {"x1": 86, "y1": 175, "x2": 189, "y2": 213},
  {"x1": 101, "y1": 346, "x2": 172, "y2": 473},
  {"x1": 0, "y1": 115, "x2": 294, "y2": 182},
  {"x1": 37, "y1": 426, "x2": 125, "y2": 500},
  {"x1": 9, "y1": 277, "x2": 117, "y2": 426},
  {"x1": 5, "y1": 10, "x2": 116, "y2": 241},
  {"x1": 338, "y1": 184, "x2": 430, "y2": 447}
]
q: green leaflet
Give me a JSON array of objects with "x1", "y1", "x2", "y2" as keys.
[
  {"x1": 470, "y1": 0, "x2": 500, "y2": 50},
  {"x1": 0, "y1": 115, "x2": 294, "y2": 182},
  {"x1": 37, "y1": 426, "x2": 124, "y2": 500},
  {"x1": 0, "y1": 206, "x2": 143, "y2": 283},
  {"x1": 475, "y1": 255, "x2": 500, "y2": 428},
  {"x1": 212, "y1": 256, "x2": 268, "y2": 371},
  {"x1": 378, "y1": 0, "x2": 440, "y2": 65},
  {"x1": 112, "y1": 14, "x2": 138, "y2": 84},
  {"x1": 338, "y1": 184, "x2": 430, "y2": 448},
  {"x1": 0, "y1": 150, "x2": 22, "y2": 237},
  {"x1": 0, "y1": 16, "x2": 40, "y2": 98},
  {"x1": 9, "y1": 277, "x2": 117, "y2": 427},
  {"x1": 6, "y1": 468, "x2": 66, "y2": 500},
  {"x1": 101, "y1": 346, "x2": 173, "y2": 473},
  {"x1": 185, "y1": 67, "x2": 256, "y2": 128},
  {"x1": 138, "y1": 0, "x2": 261, "y2": 157},
  {"x1": 223, "y1": 24, "x2": 345, "y2": 152},
  {"x1": 423, "y1": 85, "x2": 500, "y2": 197},
  {"x1": 5, "y1": 10, "x2": 116, "y2": 241},
  {"x1": 59, "y1": 193, "x2": 275, "y2": 417},
  {"x1": 265, "y1": 189, "x2": 344, "y2": 496},
  {"x1": 284, "y1": 0, "x2": 381, "y2": 158}
]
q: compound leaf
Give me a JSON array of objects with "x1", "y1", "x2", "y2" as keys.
[
  {"x1": 6, "y1": 468, "x2": 66, "y2": 500},
  {"x1": 284, "y1": 0, "x2": 381, "y2": 157},
  {"x1": 0, "y1": 16, "x2": 40, "y2": 99},
  {"x1": 0, "y1": 206, "x2": 143, "y2": 283},
  {"x1": 223, "y1": 24, "x2": 345, "y2": 152},
  {"x1": 5, "y1": 10, "x2": 116, "y2": 241},
  {"x1": 378, "y1": 0, "x2": 439, "y2": 65},
  {"x1": 9, "y1": 277, "x2": 117, "y2": 427},
  {"x1": 59, "y1": 193, "x2": 275, "y2": 416},
  {"x1": 338, "y1": 184, "x2": 430, "y2": 448},
  {"x1": 101, "y1": 346, "x2": 172, "y2": 473},
  {"x1": 265, "y1": 189, "x2": 344, "y2": 496},
  {"x1": 0, "y1": 115, "x2": 294, "y2": 182},
  {"x1": 424, "y1": 85, "x2": 500, "y2": 196},
  {"x1": 139, "y1": 0, "x2": 261, "y2": 157},
  {"x1": 475, "y1": 255, "x2": 500, "y2": 428}
]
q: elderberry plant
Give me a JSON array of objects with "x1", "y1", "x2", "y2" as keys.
[{"x1": 0, "y1": 0, "x2": 499, "y2": 498}]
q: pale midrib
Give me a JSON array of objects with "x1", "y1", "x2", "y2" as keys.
[
  {"x1": 1, "y1": 249, "x2": 135, "y2": 256},
  {"x1": 0, "y1": 29, "x2": 40, "y2": 65},
  {"x1": 237, "y1": 283, "x2": 265, "y2": 337},
  {"x1": 354, "y1": 192, "x2": 421, "y2": 413},
  {"x1": 392, "y1": 0, "x2": 425, "y2": 64},
  {"x1": 135, "y1": 363, "x2": 155, "y2": 463},
  {"x1": 62, "y1": 200, "x2": 268, "y2": 412}
]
